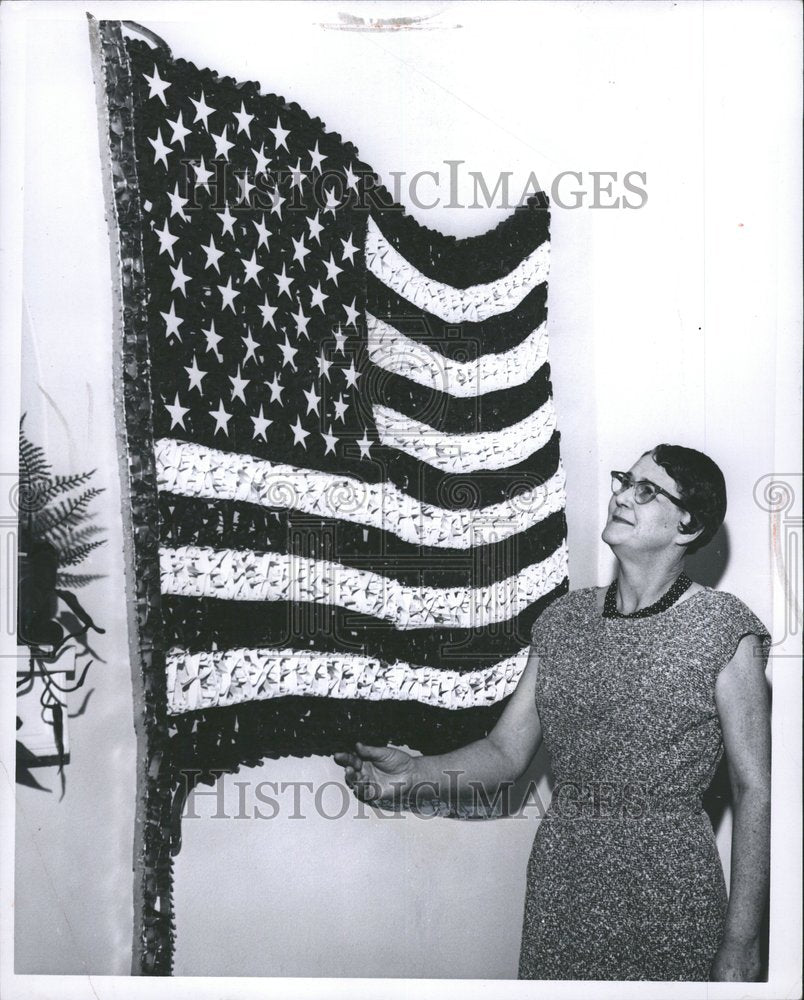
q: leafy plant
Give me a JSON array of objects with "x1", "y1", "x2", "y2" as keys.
[
  {"x1": 19, "y1": 417, "x2": 107, "y2": 586},
  {"x1": 17, "y1": 415, "x2": 107, "y2": 796}
]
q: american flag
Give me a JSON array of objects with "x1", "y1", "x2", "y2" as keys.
[{"x1": 111, "y1": 32, "x2": 567, "y2": 768}]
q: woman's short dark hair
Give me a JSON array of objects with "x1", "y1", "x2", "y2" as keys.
[{"x1": 647, "y1": 444, "x2": 727, "y2": 554}]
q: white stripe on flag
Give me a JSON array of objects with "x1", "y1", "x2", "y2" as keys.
[
  {"x1": 365, "y1": 216, "x2": 550, "y2": 324},
  {"x1": 373, "y1": 398, "x2": 557, "y2": 473},
  {"x1": 159, "y1": 541, "x2": 569, "y2": 630},
  {"x1": 166, "y1": 645, "x2": 531, "y2": 714},
  {"x1": 367, "y1": 313, "x2": 549, "y2": 397},
  {"x1": 155, "y1": 438, "x2": 567, "y2": 549}
]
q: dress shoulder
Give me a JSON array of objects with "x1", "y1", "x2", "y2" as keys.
[
  {"x1": 530, "y1": 587, "x2": 593, "y2": 647},
  {"x1": 697, "y1": 590, "x2": 772, "y2": 673}
]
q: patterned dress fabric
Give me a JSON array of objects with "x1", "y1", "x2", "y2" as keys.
[{"x1": 518, "y1": 586, "x2": 770, "y2": 981}]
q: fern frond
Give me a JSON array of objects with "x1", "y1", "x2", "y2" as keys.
[
  {"x1": 39, "y1": 471, "x2": 97, "y2": 502},
  {"x1": 57, "y1": 538, "x2": 107, "y2": 566},
  {"x1": 55, "y1": 572, "x2": 105, "y2": 588},
  {"x1": 35, "y1": 488, "x2": 105, "y2": 539},
  {"x1": 58, "y1": 523, "x2": 105, "y2": 548},
  {"x1": 19, "y1": 431, "x2": 51, "y2": 484},
  {"x1": 18, "y1": 420, "x2": 106, "y2": 567}
]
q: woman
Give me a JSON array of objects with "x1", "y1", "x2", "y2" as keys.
[{"x1": 335, "y1": 444, "x2": 771, "y2": 982}]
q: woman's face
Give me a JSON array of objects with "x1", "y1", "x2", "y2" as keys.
[{"x1": 601, "y1": 453, "x2": 691, "y2": 553}]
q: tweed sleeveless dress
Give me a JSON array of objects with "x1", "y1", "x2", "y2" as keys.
[{"x1": 518, "y1": 587, "x2": 770, "y2": 981}]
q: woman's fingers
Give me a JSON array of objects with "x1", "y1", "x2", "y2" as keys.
[
  {"x1": 334, "y1": 744, "x2": 394, "y2": 802},
  {"x1": 355, "y1": 741, "x2": 393, "y2": 762},
  {"x1": 334, "y1": 751, "x2": 362, "y2": 771},
  {"x1": 337, "y1": 759, "x2": 376, "y2": 794}
]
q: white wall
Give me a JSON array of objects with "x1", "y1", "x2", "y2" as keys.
[{"x1": 4, "y1": 0, "x2": 800, "y2": 988}]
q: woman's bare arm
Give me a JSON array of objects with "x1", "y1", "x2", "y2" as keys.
[
  {"x1": 336, "y1": 646, "x2": 544, "y2": 809},
  {"x1": 710, "y1": 633, "x2": 771, "y2": 981},
  {"x1": 409, "y1": 645, "x2": 545, "y2": 803}
]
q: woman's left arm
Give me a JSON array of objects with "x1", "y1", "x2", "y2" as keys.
[{"x1": 711, "y1": 633, "x2": 771, "y2": 982}]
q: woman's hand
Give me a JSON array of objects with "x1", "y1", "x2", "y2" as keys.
[
  {"x1": 709, "y1": 935, "x2": 762, "y2": 982},
  {"x1": 334, "y1": 741, "x2": 417, "y2": 806}
]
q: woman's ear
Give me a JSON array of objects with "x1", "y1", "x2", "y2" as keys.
[{"x1": 676, "y1": 511, "x2": 703, "y2": 543}]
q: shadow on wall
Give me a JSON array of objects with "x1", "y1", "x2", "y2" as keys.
[{"x1": 687, "y1": 524, "x2": 730, "y2": 589}]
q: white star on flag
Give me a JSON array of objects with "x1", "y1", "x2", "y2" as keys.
[
  {"x1": 203, "y1": 320, "x2": 223, "y2": 360},
  {"x1": 170, "y1": 259, "x2": 191, "y2": 295},
  {"x1": 160, "y1": 301, "x2": 183, "y2": 339},
  {"x1": 307, "y1": 212, "x2": 324, "y2": 243},
  {"x1": 202, "y1": 235, "x2": 224, "y2": 272},
  {"x1": 251, "y1": 405, "x2": 271, "y2": 441},
  {"x1": 166, "y1": 110, "x2": 191, "y2": 148},
  {"x1": 357, "y1": 430, "x2": 372, "y2": 459},
  {"x1": 237, "y1": 173, "x2": 256, "y2": 204},
  {"x1": 269, "y1": 186, "x2": 286, "y2": 219},
  {"x1": 211, "y1": 126, "x2": 234, "y2": 160},
  {"x1": 210, "y1": 399, "x2": 232, "y2": 436},
  {"x1": 193, "y1": 157, "x2": 214, "y2": 193},
  {"x1": 333, "y1": 394, "x2": 349, "y2": 422},
  {"x1": 291, "y1": 303, "x2": 310, "y2": 338},
  {"x1": 323, "y1": 188, "x2": 341, "y2": 215},
  {"x1": 241, "y1": 330, "x2": 260, "y2": 366},
  {"x1": 302, "y1": 383, "x2": 322, "y2": 415},
  {"x1": 143, "y1": 64, "x2": 171, "y2": 104},
  {"x1": 317, "y1": 352, "x2": 333, "y2": 381},
  {"x1": 253, "y1": 216, "x2": 271, "y2": 249},
  {"x1": 275, "y1": 263, "x2": 293, "y2": 298},
  {"x1": 190, "y1": 91, "x2": 215, "y2": 128},
  {"x1": 341, "y1": 234, "x2": 358, "y2": 264},
  {"x1": 269, "y1": 117, "x2": 291, "y2": 152},
  {"x1": 148, "y1": 129, "x2": 172, "y2": 168},
  {"x1": 218, "y1": 276, "x2": 240, "y2": 312},
  {"x1": 184, "y1": 356, "x2": 206, "y2": 394},
  {"x1": 344, "y1": 162, "x2": 360, "y2": 191},
  {"x1": 167, "y1": 182, "x2": 189, "y2": 221},
  {"x1": 252, "y1": 144, "x2": 271, "y2": 176},
  {"x1": 321, "y1": 428, "x2": 338, "y2": 455},
  {"x1": 233, "y1": 101, "x2": 254, "y2": 137},
  {"x1": 241, "y1": 251, "x2": 263, "y2": 285},
  {"x1": 323, "y1": 253, "x2": 343, "y2": 284},
  {"x1": 217, "y1": 205, "x2": 236, "y2": 237},
  {"x1": 290, "y1": 415, "x2": 310, "y2": 448},
  {"x1": 278, "y1": 335, "x2": 298, "y2": 370},
  {"x1": 164, "y1": 391, "x2": 189, "y2": 428},
  {"x1": 266, "y1": 373, "x2": 284, "y2": 403},
  {"x1": 309, "y1": 283, "x2": 327, "y2": 312},
  {"x1": 343, "y1": 361, "x2": 360, "y2": 390},
  {"x1": 259, "y1": 295, "x2": 278, "y2": 328},
  {"x1": 292, "y1": 234, "x2": 311, "y2": 267},
  {"x1": 155, "y1": 219, "x2": 178, "y2": 258},
  {"x1": 342, "y1": 299, "x2": 359, "y2": 325},
  {"x1": 289, "y1": 160, "x2": 306, "y2": 191},
  {"x1": 229, "y1": 366, "x2": 250, "y2": 404},
  {"x1": 308, "y1": 140, "x2": 326, "y2": 173}
]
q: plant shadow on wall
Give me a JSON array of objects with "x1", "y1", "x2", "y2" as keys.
[{"x1": 16, "y1": 416, "x2": 107, "y2": 798}]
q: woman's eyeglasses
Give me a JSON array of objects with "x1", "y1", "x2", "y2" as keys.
[{"x1": 610, "y1": 471, "x2": 686, "y2": 509}]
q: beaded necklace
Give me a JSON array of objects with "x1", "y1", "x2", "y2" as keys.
[{"x1": 602, "y1": 572, "x2": 693, "y2": 620}]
